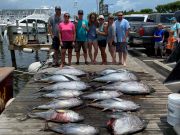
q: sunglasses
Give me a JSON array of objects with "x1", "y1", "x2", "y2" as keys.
[
  {"x1": 65, "y1": 15, "x2": 70, "y2": 18},
  {"x1": 99, "y1": 18, "x2": 104, "y2": 20},
  {"x1": 118, "y1": 15, "x2": 123, "y2": 16}
]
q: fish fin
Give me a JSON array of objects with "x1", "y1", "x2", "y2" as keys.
[
  {"x1": 113, "y1": 98, "x2": 123, "y2": 102},
  {"x1": 62, "y1": 74, "x2": 75, "y2": 81},
  {"x1": 106, "y1": 81, "x2": 113, "y2": 84},
  {"x1": 102, "y1": 108, "x2": 108, "y2": 112},
  {"x1": 91, "y1": 99, "x2": 98, "y2": 103}
]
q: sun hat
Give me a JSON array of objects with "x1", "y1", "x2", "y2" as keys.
[{"x1": 98, "y1": 15, "x2": 104, "y2": 19}]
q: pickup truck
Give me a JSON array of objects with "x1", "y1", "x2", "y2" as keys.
[
  {"x1": 123, "y1": 14, "x2": 151, "y2": 45},
  {"x1": 128, "y1": 13, "x2": 174, "y2": 54}
]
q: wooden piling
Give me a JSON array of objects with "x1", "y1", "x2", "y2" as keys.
[{"x1": 0, "y1": 67, "x2": 14, "y2": 113}]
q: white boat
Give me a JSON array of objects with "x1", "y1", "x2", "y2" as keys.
[{"x1": 10, "y1": 13, "x2": 50, "y2": 34}]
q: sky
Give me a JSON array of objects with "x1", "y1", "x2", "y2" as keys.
[{"x1": 0, "y1": 0, "x2": 177, "y2": 16}]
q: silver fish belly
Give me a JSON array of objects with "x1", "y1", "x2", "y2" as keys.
[
  {"x1": 93, "y1": 72, "x2": 138, "y2": 82},
  {"x1": 83, "y1": 91, "x2": 122, "y2": 100},
  {"x1": 34, "y1": 98, "x2": 83, "y2": 110},
  {"x1": 89, "y1": 98, "x2": 140, "y2": 111}
]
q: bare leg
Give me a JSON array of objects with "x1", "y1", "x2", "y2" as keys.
[
  {"x1": 88, "y1": 42, "x2": 93, "y2": 63},
  {"x1": 54, "y1": 49, "x2": 59, "y2": 64},
  {"x1": 76, "y1": 52, "x2": 80, "y2": 63},
  {"x1": 68, "y1": 49, "x2": 72, "y2": 66},
  {"x1": 119, "y1": 52, "x2": 123, "y2": 65},
  {"x1": 108, "y1": 43, "x2": 116, "y2": 64},
  {"x1": 60, "y1": 49, "x2": 66, "y2": 68},
  {"x1": 99, "y1": 46, "x2": 107, "y2": 64},
  {"x1": 93, "y1": 41, "x2": 98, "y2": 64},
  {"x1": 123, "y1": 52, "x2": 127, "y2": 66},
  {"x1": 155, "y1": 48, "x2": 157, "y2": 56},
  {"x1": 82, "y1": 46, "x2": 88, "y2": 62}
]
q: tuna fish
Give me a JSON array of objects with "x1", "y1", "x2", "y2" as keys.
[
  {"x1": 93, "y1": 72, "x2": 138, "y2": 82},
  {"x1": 98, "y1": 81, "x2": 151, "y2": 95},
  {"x1": 28, "y1": 110, "x2": 84, "y2": 123},
  {"x1": 42, "y1": 90, "x2": 83, "y2": 98},
  {"x1": 107, "y1": 113, "x2": 146, "y2": 135},
  {"x1": 82, "y1": 91, "x2": 122, "y2": 101},
  {"x1": 98, "y1": 68, "x2": 128, "y2": 76},
  {"x1": 34, "y1": 98, "x2": 83, "y2": 110},
  {"x1": 89, "y1": 98, "x2": 140, "y2": 112},
  {"x1": 45, "y1": 123, "x2": 99, "y2": 135},
  {"x1": 53, "y1": 68, "x2": 86, "y2": 76},
  {"x1": 34, "y1": 74, "x2": 80, "y2": 83},
  {"x1": 40, "y1": 81, "x2": 90, "y2": 91},
  {"x1": 37, "y1": 66, "x2": 86, "y2": 76}
]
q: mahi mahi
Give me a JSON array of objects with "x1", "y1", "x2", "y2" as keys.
[
  {"x1": 28, "y1": 109, "x2": 84, "y2": 123},
  {"x1": 93, "y1": 72, "x2": 138, "y2": 82},
  {"x1": 89, "y1": 98, "x2": 140, "y2": 111}
]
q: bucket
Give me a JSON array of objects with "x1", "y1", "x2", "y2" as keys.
[{"x1": 167, "y1": 93, "x2": 180, "y2": 126}]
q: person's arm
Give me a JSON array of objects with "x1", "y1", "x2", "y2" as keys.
[
  {"x1": 58, "y1": 24, "x2": 63, "y2": 46},
  {"x1": 111, "y1": 24, "x2": 115, "y2": 43},
  {"x1": 97, "y1": 23, "x2": 108, "y2": 36},
  {"x1": 123, "y1": 21, "x2": 130, "y2": 42},
  {"x1": 72, "y1": 23, "x2": 76, "y2": 45},
  {"x1": 48, "y1": 17, "x2": 54, "y2": 39}
]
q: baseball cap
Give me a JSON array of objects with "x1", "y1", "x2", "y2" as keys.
[
  {"x1": 98, "y1": 15, "x2": 104, "y2": 19},
  {"x1": 55, "y1": 6, "x2": 61, "y2": 10},
  {"x1": 168, "y1": 17, "x2": 177, "y2": 21},
  {"x1": 78, "y1": 10, "x2": 83, "y2": 14}
]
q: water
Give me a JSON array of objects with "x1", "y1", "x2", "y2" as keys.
[{"x1": 0, "y1": 34, "x2": 49, "y2": 96}]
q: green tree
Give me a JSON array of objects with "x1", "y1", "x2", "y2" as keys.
[
  {"x1": 156, "y1": 1, "x2": 180, "y2": 13},
  {"x1": 140, "y1": 8, "x2": 153, "y2": 14}
]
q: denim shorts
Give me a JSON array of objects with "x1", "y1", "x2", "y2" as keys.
[
  {"x1": 52, "y1": 36, "x2": 60, "y2": 50},
  {"x1": 116, "y1": 42, "x2": 128, "y2": 53}
]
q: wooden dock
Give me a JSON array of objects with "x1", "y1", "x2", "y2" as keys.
[{"x1": 0, "y1": 55, "x2": 175, "y2": 135}]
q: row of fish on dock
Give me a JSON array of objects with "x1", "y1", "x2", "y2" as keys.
[{"x1": 20, "y1": 66, "x2": 153, "y2": 135}]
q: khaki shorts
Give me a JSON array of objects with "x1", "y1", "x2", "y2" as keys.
[
  {"x1": 75, "y1": 41, "x2": 87, "y2": 53},
  {"x1": 154, "y1": 42, "x2": 163, "y2": 49}
]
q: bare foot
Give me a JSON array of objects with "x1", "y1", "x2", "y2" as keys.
[
  {"x1": 60, "y1": 64, "x2": 64, "y2": 69},
  {"x1": 123, "y1": 63, "x2": 127, "y2": 66},
  {"x1": 93, "y1": 60, "x2": 97, "y2": 64}
]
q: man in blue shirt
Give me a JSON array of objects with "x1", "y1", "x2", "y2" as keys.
[
  {"x1": 114, "y1": 12, "x2": 130, "y2": 66},
  {"x1": 169, "y1": 17, "x2": 180, "y2": 46},
  {"x1": 75, "y1": 10, "x2": 88, "y2": 65},
  {"x1": 154, "y1": 23, "x2": 164, "y2": 57}
]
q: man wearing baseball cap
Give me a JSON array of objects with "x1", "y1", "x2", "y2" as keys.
[
  {"x1": 75, "y1": 10, "x2": 89, "y2": 65},
  {"x1": 48, "y1": 6, "x2": 62, "y2": 66},
  {"x1": 169, "y1": 17, "x2": 180, "y2": 44}
]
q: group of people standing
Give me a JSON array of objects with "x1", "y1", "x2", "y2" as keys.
[
  {"x1": 154, "y1": 17, "x2": 180, "y2": 58},
  {"x1": 48, "y1": 6, "x2": 130, "y2": 68}
]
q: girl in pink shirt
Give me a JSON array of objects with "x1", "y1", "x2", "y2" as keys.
[{"x1": 59, "y1": 13, "x2": 76, "y2": 68}]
